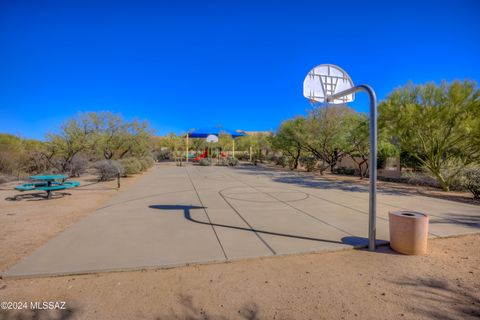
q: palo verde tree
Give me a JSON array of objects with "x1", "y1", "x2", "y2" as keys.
[
  {"x1": 379, "y1": 80, "x2": 480, "y2": 191},
  {"x1": 271, "y1": 117, "x2": 306, "y2": 170},
  {"x1": 85, "y1": 112, "x2": 152, "y2": 160}
]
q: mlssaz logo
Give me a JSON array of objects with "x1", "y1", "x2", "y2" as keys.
[{"x1": 30, "y1": 301, "x2": 66, "y2": 310}]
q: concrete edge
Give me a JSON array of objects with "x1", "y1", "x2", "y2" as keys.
[
  {"x1": 3, "y1": 233, "x2": 477, "y2": 281},
  {"x1": 1, "y1": 240, "x2": 390, "y2": 280}
]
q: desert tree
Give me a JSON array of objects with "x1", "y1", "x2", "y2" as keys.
[
  {"x1": 379, "y1": 80, "x2": 480, "y2": 191},
  {"x1": 45, "y1": 117, "x2": 93, "y2": 172},
  {"x1": 302, "y1": 105, "x2": 355, "y2": 174},
  {"x1": 271, "y1": 117, "x2": 306, "y2": 170},
  {"x1": 346, "y1": 114, "x2": 399, "y2": 179}
]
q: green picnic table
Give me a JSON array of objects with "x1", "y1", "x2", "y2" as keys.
[{"x1": 15, "y1": 174, "x2": 80, "y2": 199}]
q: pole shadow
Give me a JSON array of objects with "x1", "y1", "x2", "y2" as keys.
[{"x1": 150, "y1": 204, "x2": 353, "y2": 246}]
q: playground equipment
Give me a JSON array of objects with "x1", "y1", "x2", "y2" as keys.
[{"x1": 185, "y1": 127, "x2": 245, "y2": 162}]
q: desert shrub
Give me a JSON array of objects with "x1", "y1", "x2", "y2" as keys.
[
  {"x1": 0, "y1": 174, "x2": 19, "y2": 184},
  {"x1": 463, "y1": 168, "x2": 480, "y2": 199},
  {"x1": 94, "y1": 160, "x2": 123, "y2": 181},
  {"x1": 155, "y1": 149, "x2": 171, "y2": 161},
  {"x1": 254, "y1": 152, "x2": 266, "y2": 162},
  {"x1": 199, "y1": 158, "x2": 211, "y2": 166},
  {"x1": 138, "y1": 156, "x2": 155, "y2": 171},
  {"x1": 267, "y1": 154, "x2": 287, "y2": 167},
  {"x1": 227, "y1": 157, "x2": 239, "y2": 166},
  {"x1": 267, "y1": 154, "x2": 277, "y2": 163},
  {"x1": 300, "y1": 155, "x2": 317, "y2": 172},
  {"x1": 334, "y1": 166, "x2": 356, "y2": 175},
  {"x1": 119, "y1": 157, "x2": 142, "y2": 176},
  {"x1": 276, "y1": 155, "x2": 288, "y2": 168},
  {"x1": 66, "y1": 154, "x2": 89, "y2": 177},
  {"x1": 236, "y1": 153, "x2": 249, "y2": 161},
  {"x1": 402, "y1": 171, "x2": 439, "y2": 188},
  {"x1": 217, "y1": 158, "x2": 228, "y2": 166}
]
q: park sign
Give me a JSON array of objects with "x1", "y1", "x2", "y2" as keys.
[{"x1": 303, "y1": 64, "x2": 378, "y2": 251}]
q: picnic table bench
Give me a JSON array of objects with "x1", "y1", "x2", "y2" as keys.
[{"x1": 14, "y1": 174, "x2": 80, "y2": 199}]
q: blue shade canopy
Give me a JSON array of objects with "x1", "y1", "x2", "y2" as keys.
[{"x1": 187, "y1": 127, "x2": 245, "y2": 138}]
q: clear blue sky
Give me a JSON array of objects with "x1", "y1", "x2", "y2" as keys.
[{"x1": 1, "y1": 0, "x2": 479, "y2": 139}]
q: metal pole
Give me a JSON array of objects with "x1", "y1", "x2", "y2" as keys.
[
  {"x1": 232, "y1": 139, "x2": 235, "y2": 158},
  {"x1": 186, "y1": 134, "x2": 189, "y2": 163},
  {"x1": 328, "y1": 84, "x2": 377, "y2": 251}
]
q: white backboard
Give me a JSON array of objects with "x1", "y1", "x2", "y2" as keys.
[
  {"x1": 303, "y1": 64, "x2": 355, "y2": 104},
  {"x1": 206, "y1": 134, "x2": 218, "y2": 143}
]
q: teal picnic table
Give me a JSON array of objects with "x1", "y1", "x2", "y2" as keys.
[{"x1": 15, "y1": 174, "x2": 80, "y2": 199}]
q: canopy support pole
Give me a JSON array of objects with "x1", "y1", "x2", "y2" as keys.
[
  {"x1": 186, "y1": 134, "x2": 189, "y2": 163},
  {"x1": 232, "y1": 139, "x2": 235, "y2": 158}
]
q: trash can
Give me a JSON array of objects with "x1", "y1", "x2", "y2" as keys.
[{"x1": 389, "y1": 211, "x2": 429, "y2": 255}]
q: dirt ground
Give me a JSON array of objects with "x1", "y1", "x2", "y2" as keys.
[
  {"x1": 0, "y1": 234, "x2": 478, "y2": 320},
  {"x1": 0, "y1": 172, "x2": 146, "y2": 272}
]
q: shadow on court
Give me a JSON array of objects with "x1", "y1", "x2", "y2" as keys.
[
  {"x1": 149, "y1": 204, "x2": 374, "y2": 247},
  {"x1": 231, "y1": 165, "x2": 410, "y2": 196}
]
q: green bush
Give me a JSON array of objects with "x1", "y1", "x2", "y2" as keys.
[
  {"x1": 334, "y1": 166, "x2": 356, "y2": 175},
  {"x1": 119, "y1": 157, "x2": 142, "y2": 176},
  {"x1": 199, "y1": 158, "x2": 211, "y2": 166},
  {"x1": 236, "y1": 153, "x2": 249, "y2": 161},
  {"x1": 139, "y1": 156, "x2": 155, "y2": 171},
  {"x1": 463, "y1": 168, "x2": 480, "y2": 199},
  {"x1": 227, "y1": 157, "x2": 239, "y2": 166},
  {"x1": 299, "y1": 155, "x2": 317, "y2": 172},
  {"x1": 217, "y1": 158, "x2": 228, "y2": 166},
  {"x1": 277, "y1": 155, "x2": 288, "y2": 168},
  {"x1": 267, "y1": 154, "x2": 287, "y2": 167},
  {"x1": 155, "y1": 150, "x2": 171, "y2": 161}
]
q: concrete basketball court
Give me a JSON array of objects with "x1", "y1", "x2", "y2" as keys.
[{"x1": 4, "y1": 162, "x2": 480, "y2": 279}]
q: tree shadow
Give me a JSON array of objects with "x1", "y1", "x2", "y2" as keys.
[
  {"x1": 0, "y1": 306, "x2": 77, "y2": 320},
  {"x1": 149, "y1": 205, "x2": 384, "y2": 249},
  {"x1": 155, "y1": 294, "x2": 259, "y2": 320},
  {"x1": 389, "y1": 277, "x2": 480, "y2": 319},
  {"x1": 233, "y1": 164, "x2": 480, "y2": 205},
  {"x1": 430, "y1": 214, "x2": 480, "y2": 229},
  {"x1": 231, "y1": 165, "x2": 410, "y2": 196}
]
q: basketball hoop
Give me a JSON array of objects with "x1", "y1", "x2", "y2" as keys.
[
  {"x1": 302, "y1": 63, "x2": 378, "y2": 252},
  {"x1": 303, "y1": 64, "x2": 355, "y2": 105}
]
